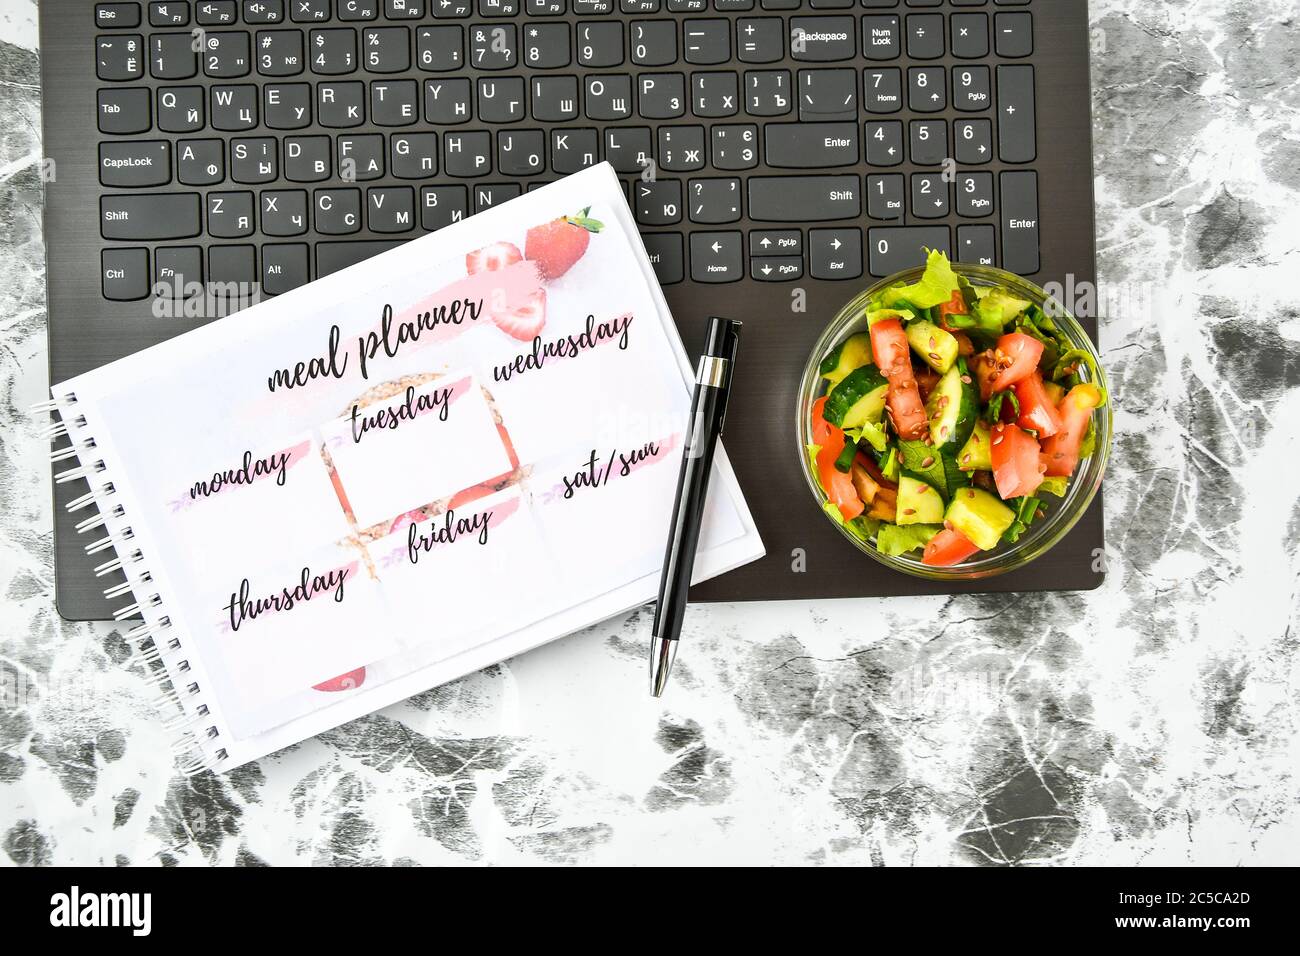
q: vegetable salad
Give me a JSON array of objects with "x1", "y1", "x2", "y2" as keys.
[{"x1": 808, "y1": 251, "x2": 1106, "y2": 567}]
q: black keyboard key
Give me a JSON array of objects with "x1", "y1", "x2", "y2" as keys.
[
  {"x1": 908, "y1": 66, "x2": 945, "y2": 111},
  {"x1": 97, "y1": 4, "x2": 141, "y2": 28},
  {"x1": 525, "y1": 23, "x2": 570, "y2": 68},
  {"x1": 317, "y1": 81, "x2": 365, "y2": 126},
  {"x1": 578, "y1": 22, "x2": 624, "y2": 67},
  {"x1": 751, "y1": 256, "x2": 801, "y2": 281},
  {"x1": 687, "y1": 177, "x2": 741, "y2": 223},
  {"x1": 97, "y1": 35, "x2": 144, "y2": 81},
  {"x1": 257, "y1": 30, "x2": 305, "y2": 76},
  {"x1": 797, "y1": 67, "x2": 856, "y2": 121},
  {"x1": 905, "y1": 14, "x2": 943, "y2": 59},
  {"x1": 262, "y1": 243, "x2": 310, "y2": 294},
  {"x1": 809, "y1": 227, "x2": 861, "y2": 280},
  {"x1": 371, "y1": 78, "x2": 418, "y2": 125},
  {"x1": 196, "y1": 0, "x2": 236, "y2": 24},
  {"x1": 101, "y1": 248, "x2": 149, "y2": 301},
  {"x1": 151, "y1": 32, "x2": 198, "y2": 79},
  {"x1": 498, "y1": 128, "x2": 545, "y2": 174},
  {"x1": 658, "y1": 125, "x2": 705, "y2": 170},
  {"x1": 317, "y1": 240, "x2": 405, "y2": 277},
  {"x1": 953, "y1": 65, "x2": 991, "y2": 111},
  {"x1": 99, "y1": 140, "x2": 171, "y2": 187},
  {"x1": 155, "y1": 245, "x2": 202, "y2": 296},
  {"x1": 634, "y1": 180, "x2": 683, "y2": 226},
  {"x1": 338, "y1": 133, "x2": 385, "y2": 179},
  {"x1": 605, "y1": 126, "x2": 653, "y2": 172},
  {"x1": 101, "y1": 193, "x2": 201, "y2": 239},
  {"x1": 764, "y1": 121, "x2": 856, "y2": 168},
  {"x1": 586, "y1": 74, "x2": 633, "y2": 120},
  {"x1": 177, "y1": 138, "x2": 225, "y2": 184},
  {"x1": 908, "y1": 118, "x2": 945, "y2": 165},
  {"x1": 996, "y1": 64, "x2": 1036, "y2": 162},
  {"x1": 245, "y1": 0, "x2": 285, "y2": 22},
  {"x1": 638, "y1": 73, "x2": 687, "y2": 119},
  {"x1": 261, "y1": 189, "x2": 308, "y2": 235},
  {"x1": 950, "y1": 13, "x2": 988, "y2": 59},
  {"x1": 736, "y1": 17, "x2": 783, "y2": 63},
  {"x1": 470, "y1": 23, "x2": 517, "y2": 69},
  {"x1": 911, "y1": 172, "x2": 948, "y2": 218},
  {"x1": 480, "y1": 0, "x2": 519, "y2": 14},
  {"x1": 572, "y1": 0, "x2": 611, "y2": 11},
  {"x1": 424, "y1": 78, "x2": 471, "y2": 124},
  {"x1": 862, "y1": 15, "x2": 899, "y2": 60},
  {"x1": 390, "y1": 132, "x2": 439, "y2": 178},
  {"x1": 749, "y1": 229, "x2": 801, "y2": 256},
  {"x1": 433, "y1": 0, "x2": 473, "y2": 14},
  {"x1": 863, "y1": 67, "x2": 902, "y2": 113},
  {"x1": 421, "y1": 185, "x2": 468, "y2": 229},
  {"x1": 387, "y1": 0, "x2": 425, "y2": 16},
  {"x1": 744, "y1": 69, "x2": 792, "y2": 116},
  {"x1": 476, "y1": 76, "x2": 525, "y2": 122},
  {"x1": 231, "y1": 137, "x2": 277, "y2": 182},
  {"x1": 747, "y1": 174, "x2": 859, "y2": 222},
  {"x1": 995, "y1": 11, "x2": 1033, "y2": 58},
  {"x1": 691, "y1": 72, "x2": 738, "y2": 117},
  {"x1": 474, "y1": 182, "x2": 522, "y2": 211},
  {"x1": 684, "y1": 19, "x2": 730, "y2": 65},
  {"x1": 367, "y1": 186, "x2": 416, "y2": 232},
  {"x1": 339, "y1": 0, "x2": 379, "y2": 18},
  {"x1": 631, "y1": 20, "x2": 676, "y2": 66},
  {"x1": 290, "y1": 0, "x2": 330, "y2": 20},
  {"x1": 867, "y1": 226, "x2": 949, "y2": 277},
  {"x1": 641, "y1": 233, "x2": 684, "y2": 284},
  {"x1": 710, "y1": 123, "x2": 758, "y2": 169},
  {"x1": 204, "y1": 32, "x2": 251, "y2": 78},
  {"x1": 209, "y1": 244, "x2": 256, "y2": 290},
  {"x1": 999, "y1": 169, "x2": 1039, "y2": 274},
  {"x1": 864, "y1": 120, "x2": 902, "y2": 165},
  {"x1": 789, "y1": 17, "x2": 855, "y2": 62},
  {"x1": 364, "y1": 27, "x2": 410, "y2": 72},
  {"x1": 264, "y1": 82, "x2": 312, "y2": 127},
  {"x1": 532, "y1": 76, "x2": 579, "y2": 121},
  {"x1": 98, "y1": 88, "x2": 152, "y2": 134},
  {"x1": 954, "y1": 117, "x2": 992, "y2": 164},
  {"x1": 285, "y1": 134, "x2": 331, "y2": 180},
  {"x1": 866, "y1": 173, "x2": 903, "y2": 220},
  {"x1": 957, "y1": 223, "x2": 995, "y2": 267},
  {"x1": 417, "y1": 26, "x2": 464, "y2": 71},
  {"x1": 689, "y1": 231, "x2": 743, "y2": 282},
  {"x1": 444, "y1": 129, "x2": 492, "y2": 176},
  {"x1": 211, "y1": 84, "x2": 258, "y2": 129},
  {"x1": 956, "y1": 171, "x2": 994, "y2": 218},
  {"x1": 314, "y1": 188, "x2": 361, "y2": 233},
  {"x1": 208, "y1": 190, "x2": 255, "y2": 237},
  {"x1": 310, "y1": 29, "x2": 358, "y2": 74},
  {"x1": 551, "y1": 127, "x2": 598, "y2": 172}
]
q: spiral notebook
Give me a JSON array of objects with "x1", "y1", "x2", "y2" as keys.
[{"x1": 40, "y1": 164, "x2": 763, "y2": 774}]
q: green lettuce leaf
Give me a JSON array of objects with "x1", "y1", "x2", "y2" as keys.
[
  {"x1": 897, "y1": 439, "x2": 950, "y2": 498},
  {"x1": 823, "y1": 503, "x2": 881, "y2": 543},
  {"x1": 866, "y1": 306, "x2": 915, "y2": 328},
  {"x1": 1037, "y1": 476, "x2": 1069, "y2": 497},
  {"x1": 876, "y1": 523, "x2": 942, "y2": 556},
  {"x1": 882, "y1": 249, "x2": 961, "y2": 310},
  {"x1": 846, "y1": 419, "x2": 888, "y2": 453}
]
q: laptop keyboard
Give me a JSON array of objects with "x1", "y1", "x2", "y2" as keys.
[{"x1": 92, "y1": 0, "x2": 1040, "y2": 307}]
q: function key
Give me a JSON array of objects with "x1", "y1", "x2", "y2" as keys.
[
  {"x1": 619, "y1": 0, "x2": 657, "y2": 11},
  {"x1": 148, "y1": 2, "x2": 189, "y2": 26},
  {"x1": 96, "y1": 3, "x2": 141, "y2": 28},
  {"x1": 479, "y1": 0, "x2": 520, "y2": 14},
  {"x1": 338, "y1": 0, "x2": 379, "y2": 17},
  {"x1": 572, "y1": 0, "x2": 613, "y2": 10},
  {"x1": 244, "y1": 0, "x2": 285, "y2": 22},
  {"x1": 290, "y1": 0, "x2": 331, "y2": 18},
  {"x1": 195, "y1": 0, "x2": 236, "y2": 23},
  {"x1": 385, "y1": 0, "x2": 426, "y2": 15}
]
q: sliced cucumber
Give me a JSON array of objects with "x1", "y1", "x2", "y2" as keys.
[
  {"x1": 956, "y1": 420, "x2": 992, "y2": 471},
  {"x1": 976, "y1": 287, "x2": 1031, "y2": 325},
  {"x1": 926, "y1": 364, "x2": 979, "y2": 451},
  {"x1": 819, "y1": 332, "x2": 873, "y2": 386},
  {"x1": 945, "y1": 487, "x2": 1015, "y2": 550},
  {"x1": 897, "y1": 475, "x2": 945, "y2": 525},
  {"x1": 823, "y1": 365, "x2": 890, "y2": 429},
  {"x1": 905, "y1": 319, "x2": 959, "y2": 373}
]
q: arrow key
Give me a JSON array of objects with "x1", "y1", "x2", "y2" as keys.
[
  {"x1": 749, "y1": 229, "x2": 802, "y2": 256},
  {"x1": 809, "y1": 228, "x2": 861, "y2": 280},
  {"x1": 751, "y1": 256, "x2": 803, "y2": 282},
  {"x1": 910, "y1": 172, "x2": 949, "y2": 220},
  {"x1": 689, "y1": 231, "x2": 744, "y2": 283}
]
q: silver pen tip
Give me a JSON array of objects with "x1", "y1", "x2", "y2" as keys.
[{"x1": 650, "y1": 637, "x2": 678, "y2": 698}]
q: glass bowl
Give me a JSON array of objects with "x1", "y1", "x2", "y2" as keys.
[{"x1": 796, "y1": 263, "x2": 1111, "y2": 580}]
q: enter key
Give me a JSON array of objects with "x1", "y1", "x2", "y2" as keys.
[{"x1": 764, "y1": 122, "x2": 859, "y2": 168}]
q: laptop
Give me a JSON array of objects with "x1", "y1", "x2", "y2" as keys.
[{"x1": 42, "y1": 0, "x2": 1101, "y2": 620}]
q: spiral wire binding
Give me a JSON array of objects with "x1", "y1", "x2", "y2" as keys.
[{"x1": 34, "y1": 393, "x2": 228, "y2": 776}]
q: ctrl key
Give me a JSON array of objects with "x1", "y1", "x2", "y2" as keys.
[{"x1": 101, "y1": 248, "x2": 149, "y2": 301}]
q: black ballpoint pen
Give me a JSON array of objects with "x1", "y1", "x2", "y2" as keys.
[{"x1": 650, "y1": 316, "x2": 742, "y2": 697}]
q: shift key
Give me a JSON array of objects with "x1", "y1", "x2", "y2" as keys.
[
  {"x1": 747, "y1": 175, "x2": 860, "y2": 222},
  {"x1": 101, "y1": 193, "x2": 201, "y2": 240}
]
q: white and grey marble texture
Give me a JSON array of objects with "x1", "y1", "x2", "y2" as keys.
[{"x1": 2, "y1": 0, "x2": 1298, "y2": 866}]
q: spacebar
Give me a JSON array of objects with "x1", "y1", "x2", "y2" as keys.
[{"x1": 316, "y1": 240, "x2": 408, "y2": 277}]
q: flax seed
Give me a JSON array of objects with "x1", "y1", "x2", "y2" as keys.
[
  {"x1": 903, "y1": 508, "x2": 916, "y2": 516},
  {"x1": 921, "y1": 456, "x2": 935, "y2": 468}
]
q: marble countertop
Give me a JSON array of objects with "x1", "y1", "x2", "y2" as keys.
[{"x1": 2, "y1": 0, "x2": 1297, "y2": 866}]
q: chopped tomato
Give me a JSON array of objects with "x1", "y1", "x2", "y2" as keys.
[
  {"x1": 811, "y1": 395, "x2": 833, "y2": 445},
  {"x1": 971, "y1": 351, "x2": 1000, "y2": 401},
  {"x1": 1040, "y1": 383, "x2": 1103, "y2": 477},
  {"x1": 954, "y1": 331, "x2": 975, "y2": 356},
  {"x1": 990, "y1": 422, "x2": 1045, "y2": 499},
  {"x1": 870, "y1": 318, "x2": 929, "y2": 440},
  {"x1": 989, "y1": 333, "x2": 1045, "y2": 392},
  {"x1": 935, "y1": 289, "x2": 968, "y2": 330},
  {"x1": 1014, "y1": 371, "x2": 1063, "y2": 438},
  {"x1": 922, "y1": 528, "x2": 982, "y2": 567},
  {"x1": 855, "y1": 452, "x2": 898, "y2": 491},
  {"x1": 916, "y1": 365, "x2": 941, "y2": 402},
  {"x1": 815, "y1": 427, "x2": 865, "y2": 520}
]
